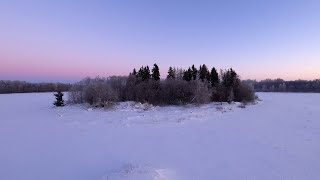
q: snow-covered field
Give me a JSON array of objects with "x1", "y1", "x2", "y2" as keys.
[{"x1": 0, "y1": 92, "x2": 320, "y2": 180}]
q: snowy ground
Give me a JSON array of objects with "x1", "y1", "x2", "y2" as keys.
[{"x1": 0, "y1": 92, "x2": 320, "y2": 180}]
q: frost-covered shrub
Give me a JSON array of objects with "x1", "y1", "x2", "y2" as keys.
[
  {"x1": 68, "y1": 76, "x2": 126, "y2": 106},
  {"x1": 159, "y1": 79, "x2": 194, "y2": 105},
  {"x1": 190, "y1": 80, "x2": 211, "y2": 104},
  {"x1": 134, "y1": 80, "x2": 159, "y2": 103},
  {"x1": 211, "y1": 84, "x2": 228, "y2": 102},
  {"x1": 235, "y1": 82, "x2": 255, "y2": 102},
  {"x1": 68, "y1": 85, "x2": 83, "y2": 104}
]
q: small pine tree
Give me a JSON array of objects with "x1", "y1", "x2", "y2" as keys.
[
  {"x1": 151, "y1": 63, "x2": 160, "y2": 81},
  {"x1": 167, "y1": 67, "x2": 175, "y2": 79},
  {"x1": 54, "y1": 91, "x2": 65, "y2": 106}
]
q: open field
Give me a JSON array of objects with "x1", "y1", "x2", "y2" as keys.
[{"x1": 0, "y1": 92, "x2": 320, "y2": 180}]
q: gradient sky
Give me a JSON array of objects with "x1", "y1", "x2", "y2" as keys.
[{"x1": 1, "y1": 0, "x2": 320, "y2": 82}]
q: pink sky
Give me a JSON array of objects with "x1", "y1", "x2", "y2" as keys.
[{"x1": 1, "y1": 0, "x2": 319, "y2": 82}]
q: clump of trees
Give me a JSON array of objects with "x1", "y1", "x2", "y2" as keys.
[
  {"x1": 0, "y1": 80, "x2": 71, "y2": 94},
  {"x1": 245, "y1": 79, "x2": 320, "y2": 92},
  {"x1": 68, "y1": 64, "x2": 256, "y2": 106}
]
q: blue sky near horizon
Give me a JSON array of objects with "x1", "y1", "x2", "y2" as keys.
[{"x1": 1, "y1": 0, "x2": 320, "y2": 82}]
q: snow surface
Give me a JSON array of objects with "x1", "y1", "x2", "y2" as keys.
[{"x1": 0, "y1": 92, "x2": 320, "y2": 180}]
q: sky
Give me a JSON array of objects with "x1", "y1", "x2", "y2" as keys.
[{"x1": 1, "y1": 0, "x2": 319, "y2": 82}]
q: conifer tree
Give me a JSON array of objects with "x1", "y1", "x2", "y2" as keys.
[
  {"x1": 167, "y1": 67, "x2": 175, "y2": 79},
  {"x1": 221, "y1": 68, "x2": 240, "y2": 103},
  {"x1": 132, "y1": 68, "x2": 137, "y2": 76},
  {"x1": 53, "y1": 91, "x2": 64, "y2": 106},
  {"x1": 210, "y1": 67, "x2": 219, "y2": 86},
  {"x1": 137, "y1": 66, "x2": 144, "y2": 79},
  {"x1": 199, "y1": 64, "x2": 209, "y2": 81},
  {"x1": 191, "y1": 64, "x2": 198, "y2": 80},
  {"x1": 151, "y1": 63, "x2": 160, "y2": 81},
  {"x1": 183, "y1": 68, "x2": 192, "y2": 81},
  {"x1": 143, "y1": 66, "x2": 151, "y2": 81}
]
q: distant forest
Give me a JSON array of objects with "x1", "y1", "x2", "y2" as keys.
[
  {"x1": 244, "y1": 79, "x2": 320, "y2": 93},
  {"x1": 1, "y1": 77, "x2": 319, "y2": 95},
  {"x1": 0, "y1": 80, "x2": 71, "y2": 94}
]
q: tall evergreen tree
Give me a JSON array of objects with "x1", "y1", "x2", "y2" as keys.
[
  {"x1": 143, "y1": 66, "x2": 151, "y2": 81},
  {"x1": 137, "y1": 66, "x2": 144, "y2": 80},
  {"x1": 206, "y1": 71, "x2": 211, "y2": 82},
  {"x1": 199, "y1": 64, "x2": 209, "y2": 81},
  {"x1": 53, "y1": 91, "x2": 64, "y2": 106},
  {"x1": 137, "y1": 66, "x2": 151, "y2": 81},
  {"x1": 221, "y1": 68, "x2": 240, "y2": 103},
  {"x1": 167, "y1": 67, "x2": 175, "y2": 79},
  {"x1": 130, "y1": 68, "x2": 137, "y2": 76},
  {"x1": 191, "y1": 64, "x2": 198, "y2": 80},
  {"x1": 151, "y1": 63, "x2": 160, "y2": 81},
  {"x1": 210, "y1": 67, "x2": 219, "y2": 86},
  {"x1": 183, "y1": 68, "x2": 192, "y2": 81},
  {"x1": 132, "y1": 68, "x2": 137, "y2": 76}
]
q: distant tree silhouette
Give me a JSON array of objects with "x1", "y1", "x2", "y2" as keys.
[
  {"x1": 151, "y1": 63, "x2": 160, "y2": 81},
  {"x1": 210, "y1": 67, "x2": 219, "y2": 86},
  {"x1": 131, "y1": 68, "x2": 137, "y2": 76},
  {"x1": 144, "y1": 66, "x2": 151, "y2": 80},
  {"x1": 183, "y1": 68, "x2": 192, "y2": 81},
  {"x1": 199, "y1": 64, "x2": 210, "y2": 81},
  {"x1": 221, "y1": 68, "x2": 240, "y2": 103},
  {"x1": 0, "y1": 81, "x2": 71, "y2": 94},
  {"x1": 137, "y1": 66, "x2": 151, "y2": 81},
  {"x1": 191, "y1": 65, "x2": 198, "y2": 80},
  {"x1": 167, "y1": 67, "x2": 175, "y2": 79},
  {"x1": 245, "y1": 79, "x2": 320, "y2": 92}
]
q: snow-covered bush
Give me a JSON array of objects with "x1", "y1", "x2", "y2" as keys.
[
  {"x1": 159, "y1": 79, "x2": 194, "y2": 104},
  {"x1": 235, "y1": 82, "x2": 255, "y2": 102},
  {"x1": 68, "y1": 77, "x2": 126, "y2": 106},
  {"x1": 191, "y1": 80, "x2": 211, "y2": 104}
]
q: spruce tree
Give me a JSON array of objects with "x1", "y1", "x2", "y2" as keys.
[
  {"x1": 191, "y1": 64, "x2": 198, "y2": 80},
  {"x1": 183, "y1": 68, "x2": 192, "y2": 81},
  {"x1": 199, "y1": 64, "x2": 209, "y2": 81},
  {"x1": 206, "y1": 70, "x2": 211, "y2": 82},
  {"x1": 221, "y1": 68, "x2": 240, "y2": 103},
  {"x1": 210, "y1": 67, "x2": 219, "y2": 86},
  {"x1": 132, "y1": 68, "x2": 137, "y2": 76},
  {"x1": 53, "y1": 91, "x2": 64, "y2": 107},
  {"x1": 151, "y1": 63, "x2": 160, "y2": 81},
  {"x1": 143, "y1": 66, "x2": 151, "y2": 81},
  {"x1": 167, "y1": 67, "x2": 175, "y2": 79},
  {"x1": 137, "y1": 66, "x2": 144, "y2": 80}
]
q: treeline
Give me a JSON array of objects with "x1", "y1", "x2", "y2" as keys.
[
  {"x1": 0, "y1": 80, "x2": 71, "y2": 94},
  {"x1": 244, "y1": 79, "x2": 320, "y2": 92},
  {"x1": 69, "y1": 64, "x2": 256, "y2": 106}
]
